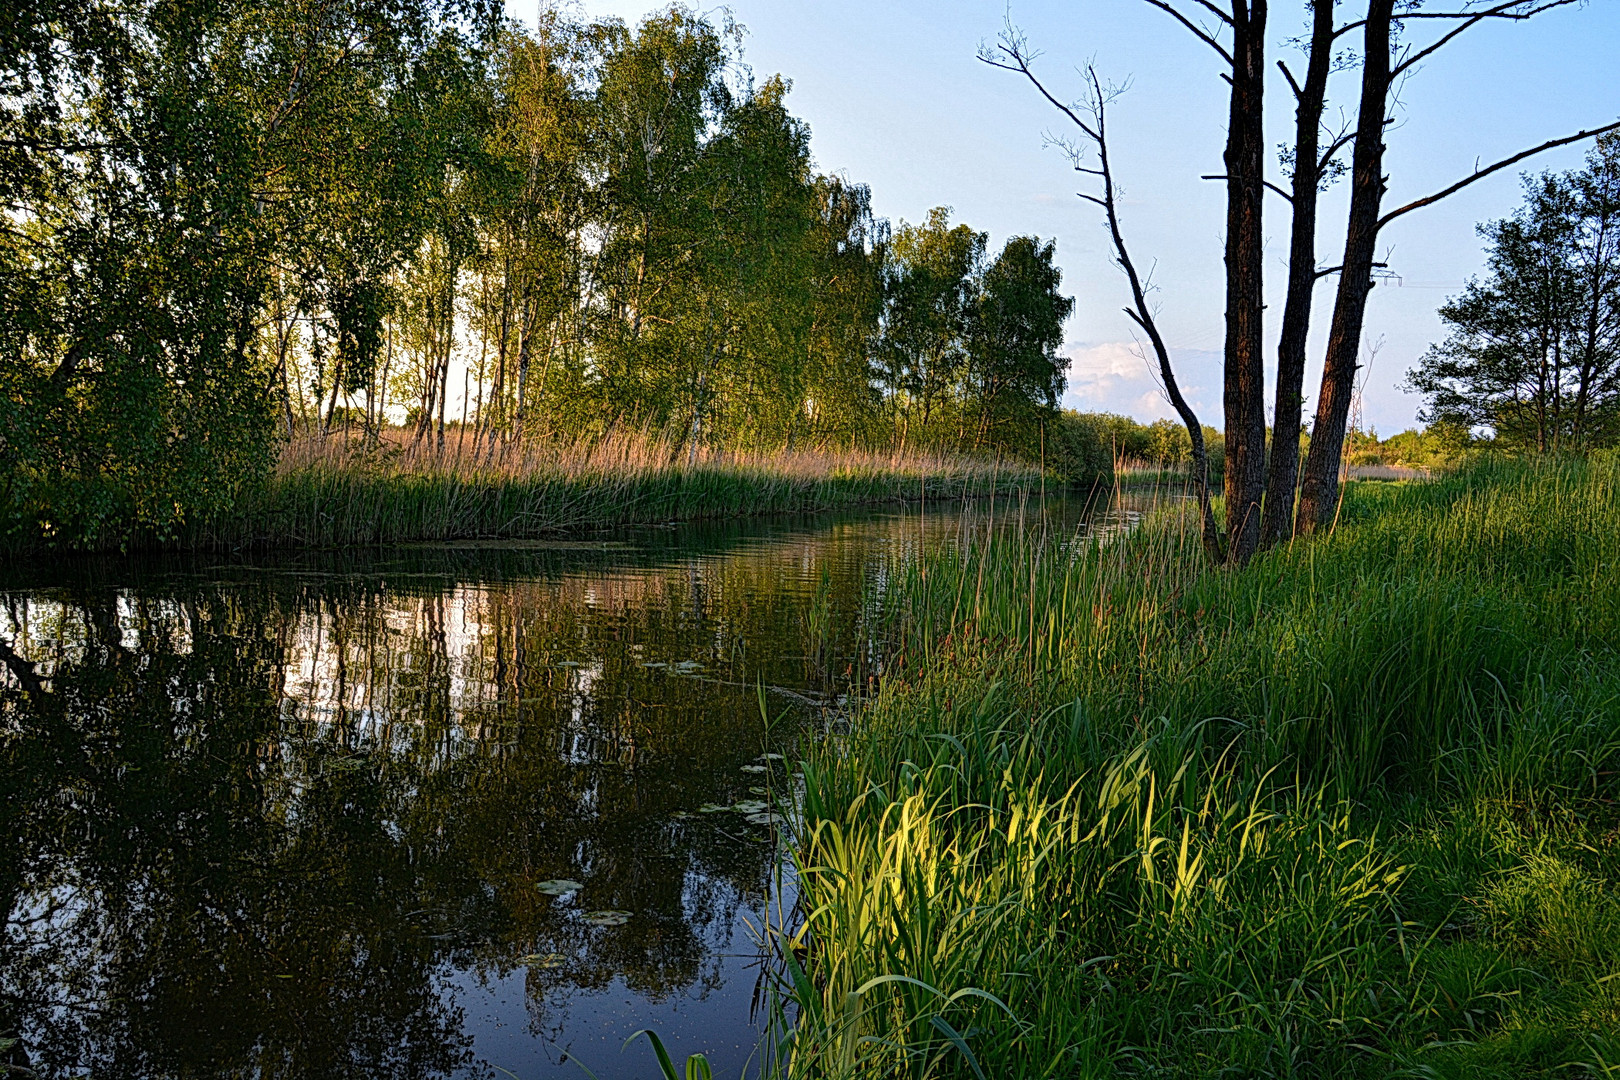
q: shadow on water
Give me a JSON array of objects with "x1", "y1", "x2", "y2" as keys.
[{"x1": 0, "y1": 488, "x2": 1165, "y2": 1079}]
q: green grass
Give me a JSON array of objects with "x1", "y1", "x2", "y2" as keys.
[{"x1": 775, "y1": 455, "x2": 1620, "y2": 1078}]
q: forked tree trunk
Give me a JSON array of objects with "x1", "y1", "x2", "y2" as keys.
[
  {"x1": 1261, "y1": 0, "x2": 1335, "y2": 547},
  {"x1": 1297, "y1": 0, "x2": 1393, "y2": 533}
]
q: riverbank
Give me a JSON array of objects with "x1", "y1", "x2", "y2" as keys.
[
  {"x1": 781, "y1": 456, "x2": 1620, "y2": 1077},
  {"x1": 12, "y1": 433, "x2": 1047, "y2": 554}
]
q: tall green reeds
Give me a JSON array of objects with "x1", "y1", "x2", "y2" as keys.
[
  {"x1": 776, "y1": 455, "x2": 1620, "y2": 1078},
  {"x1": 178, "y1": 431, "x2": 1041, "y2": 551}
]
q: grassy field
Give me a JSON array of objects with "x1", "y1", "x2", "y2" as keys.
[
  {"x1": 774, "y1": 455, "x2": 1620, "y2": 1078},
  {"x1": 177, "y1": 430, "x2": 1042, "y2": 550}
]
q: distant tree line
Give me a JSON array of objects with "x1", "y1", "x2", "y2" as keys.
[{"x1": 0, "y1": 3, "x2": 1072, "y2": 546}]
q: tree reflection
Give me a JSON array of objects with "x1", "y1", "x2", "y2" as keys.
[{"x1": 0, "y1": 510, "x2": 961, "y2": 1078}]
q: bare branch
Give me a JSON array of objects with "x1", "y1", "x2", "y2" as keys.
[
  {"x1": 1379, "y1": 121, "x2": 1620, "y2": 229},
  {"x1": 1277, "y1": 59, "x2": 1303, "y2": 99},
  {"x1": 1314, "y1": 260, "x2": 1389, "y2": 279},
  {"x1": 1335, "y1": 0, "x2": 1575, "y2": 40},
  {"x1": 978, "y1": 38, "x2": 1101, "y2": 142},
  {"x1": 1201, "y1": 173, "x2": 1295, "y2": 202},
  {"x1": 1392, "y1": 0, "x2": 1580, "y2": 73},
  {"x1": 1318, "y1": 128, "x2": 1355, "y2": 171},
  {"x1": 1136, "y1": 0, "x2": 1235, "y2": 64}
]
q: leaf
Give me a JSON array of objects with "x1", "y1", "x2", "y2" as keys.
[
  {"x1": 536, "y1": 879, "x2": 584, "y2": 896},
  {"x1": 581, "y1": 909, "x2": 632, "y2": 926},
  {"x1": 929, "y1": 1015, "x2": 988, "y2": 1080},
  {"x1": 516, "y1": 952, "x2": 568, "y2": 969}
]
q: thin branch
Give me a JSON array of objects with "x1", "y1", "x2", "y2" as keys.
[
  {"x1": 1392, "y1": 0, "x2": 1580, "y2": 71},
  {"x1": 978, "y1": 45, "x2": 1101, "y2": 142},
  {"x1": 1201, "y1": 173, "x2": 1295, "y2": 202},
  {"x1": 1335, "y1": 0, "x2": 1575, "y2": 39},
  {"x1": 1314, "y1": 260, "x2": 1389, "y2": 279},
  {"x1": 1318, "y1": 129, "x2": 1356, "y2": 171},
  {"x1": 1379, "y1": 121, "x2": 1620, "y2": 229},
  {"x1": 1277, "y1": 59, "x2": 1302, "y2": 99},
  {"x1": 1136, "y1": 0, "x2": 1235, "y2": 64}
]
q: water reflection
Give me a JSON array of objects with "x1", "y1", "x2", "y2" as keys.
[{"x1": 0, "y1": 491, "x2": 1157, "y2": 1079}]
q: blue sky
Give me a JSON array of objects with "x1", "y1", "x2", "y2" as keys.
[{"x1": 510, "y1": 0, "x2": 1619, "y2": 433}]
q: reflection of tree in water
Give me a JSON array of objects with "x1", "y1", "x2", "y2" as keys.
[
  {"x1": 0, "y1": 501, "x2": 1132, "y2": 1077},
  {"x1": 0, "y1": 515, "x2": 923, "y2": 1078},
  {"x1": 0, "y1": 591, "x2": 479, "y2": 1080}
]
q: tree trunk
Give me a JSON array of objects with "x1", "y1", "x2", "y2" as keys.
[
  {"x1": 1221, "y1": 0, "x2": 1268, "y2": 564},
  {"x1": 1261, "y1": 0, "x2": 1333, "y2": 547},
  {"x1": 1297, "y1": 0, "x2": 1393, "y2": 533}
]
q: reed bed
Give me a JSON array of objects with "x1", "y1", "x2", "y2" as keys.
[
  {"x1": 773, "y1": 455, "x2": 1620, "y2": 1078},
  {"x1": 186, "y1": 429, "x2": 1040, "y2": 550}
]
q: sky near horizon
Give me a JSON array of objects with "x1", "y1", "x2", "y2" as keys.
[{"x1": 506, "y1": 0, "x2": 1619, "y2": 434}]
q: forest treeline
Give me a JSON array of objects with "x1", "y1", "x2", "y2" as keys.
[{"x1": 0, "y1": 1, "x2": 1073, "y2": 547}]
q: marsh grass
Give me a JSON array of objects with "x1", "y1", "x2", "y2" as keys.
[
  {"x1": 183, "y1": 429, "x2": 1042, "y2": 550},
  {"x1": 776, "y1": 455, "x2": 1620, "y2": 1078}
]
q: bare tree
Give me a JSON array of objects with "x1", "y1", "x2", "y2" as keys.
[
  {"x1": 983, "y1": 39, "x2": 1226, "y2": 562},
  {"x1": 997, "y1": 0, "x2": 1620, "y2": 549},
  {"x1": 1295, "y1": 0, "x2": 1620, "y2": 532},
  {"x1": 1261, "y1": 0, "x2": 1343, "y2": 544}
]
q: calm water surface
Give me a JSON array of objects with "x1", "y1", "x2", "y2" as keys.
[{"x1": 0, "y1": 491, "x2": 1155, "y2": 1079}]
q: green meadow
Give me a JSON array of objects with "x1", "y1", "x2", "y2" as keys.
[{"x1": 774, "y1": 456, "x2": 1620, "y2": 1078}]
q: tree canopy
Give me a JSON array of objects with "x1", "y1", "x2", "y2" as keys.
[
  {"x1": 1407, "y1": 137, "x2": 1620, "y2": 452},
  {"x1": 0, "y1": 3, "x2": 1076, "y2": 547}
]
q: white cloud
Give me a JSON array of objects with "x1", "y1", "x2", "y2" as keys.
[{"x1": 1060, "y1": 341, "x2": 1221, "y2": 424}]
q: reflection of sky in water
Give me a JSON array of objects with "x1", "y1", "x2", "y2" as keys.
[{"x1": 0, "y1": 491, "x2": 1164, "y2": 1080}]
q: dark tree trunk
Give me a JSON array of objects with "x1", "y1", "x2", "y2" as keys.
[
  {"x1": 1260, "y1": 0, "x2": 1334, "y2": 547},
  {"x1": 1222, "y1": 0, "x2": 1268, "y2": 563},
  {"x1": 1297, "y1": 0, "x2": 1393, "y2": 533}
]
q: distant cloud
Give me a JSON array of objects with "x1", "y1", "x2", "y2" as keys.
[{"x1": 1060, "y1": 341, "x2": 1221, "y2": 424}]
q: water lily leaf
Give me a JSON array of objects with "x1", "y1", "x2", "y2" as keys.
[
  {"x1": 536, "y1": 879, "x2": 584, "y2": 896},
  {"x1": 697, "y1": 803, "x2": 731, "y2": 813},
  {"x1": 756, "y1": 753, "x2": 785, "y2": 761},
  {"x1": 517, "y1": 952, "x2": 568, "y2": 969},
  {"x1": 748, "y1": 786, "x2": 768, "y2": 795},
  {"x1": 740, "y1": 764, "x2": 768, "y2": 773},
  {"x1": 745, "y1": 812, "x2": 786, "y2": 827},
  {"x1": 581, "y1": 910, "x2": 632, "y2": 927},
  {"x1": 731, "y1": 800, "x2": 768, "y2": 814}
]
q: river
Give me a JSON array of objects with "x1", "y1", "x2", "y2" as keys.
[{"x1": 0, "y1": 489, "x2": 1157, "y2": 1079}]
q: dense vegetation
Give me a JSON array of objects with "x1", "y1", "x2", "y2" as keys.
[
  {"x1": 774, "y1": 457, "x2": 1620, "y2": 1077},
  {"x1": 1408, "y1": 138, "x2": 1620, "y2": 454},
  {"x1": 0, "y1": 3, "x2": 1073, "y2": 550}
]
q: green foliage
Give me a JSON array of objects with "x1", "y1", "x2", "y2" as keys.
[
  {"x1": 1046, "y1": 410, "x2": 1226, "y2": 484},
  {"x1": 1407, "y1": 136, "x2": 1620, "y2": 452},
  {"x1": 2, "y1": 3, "x2": 1075, "y2": 549},
  {"x1": 0, "y1": 0, "x2": 498, "y2": 545},
  {"x1": 1344, "y1": 421, "x2": 1479, "y2": 469},
  {"x1": 778, "y1": 458, "x2": 1620, "y2": 1076}
]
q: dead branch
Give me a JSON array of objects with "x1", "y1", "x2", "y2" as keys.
[{"x1": 1380, "y1": 122, "x2": 1620, "y2": 228}]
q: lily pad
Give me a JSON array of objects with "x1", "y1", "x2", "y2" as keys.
[
  {"x1": 536, "y1": 879, "x2": 584, "y2": 896},
  {"x1": 748, "y1": 786, "x2": 768, "y2": 795},
  {"x1": 740, "y1": 764, "x2": 768, "y2": 774},
  {"x1": 581, "y1": 910, "x2": 632, "y2": 927},
  {"x1": 756, "y1": 753, "x2": 785, "y2": 762},
  {"x1": 731, "y1": 800, "x2": 769, "y2": 814},
  {"x1": 745, "y1": 812, "x2": 786, "y2": 827},
  {"x1": 697, "y1": 803, "x2": 731, "y2": 813},
  {"x1": 517, "y1": 952, "x2": 568, "y2": 969}
]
